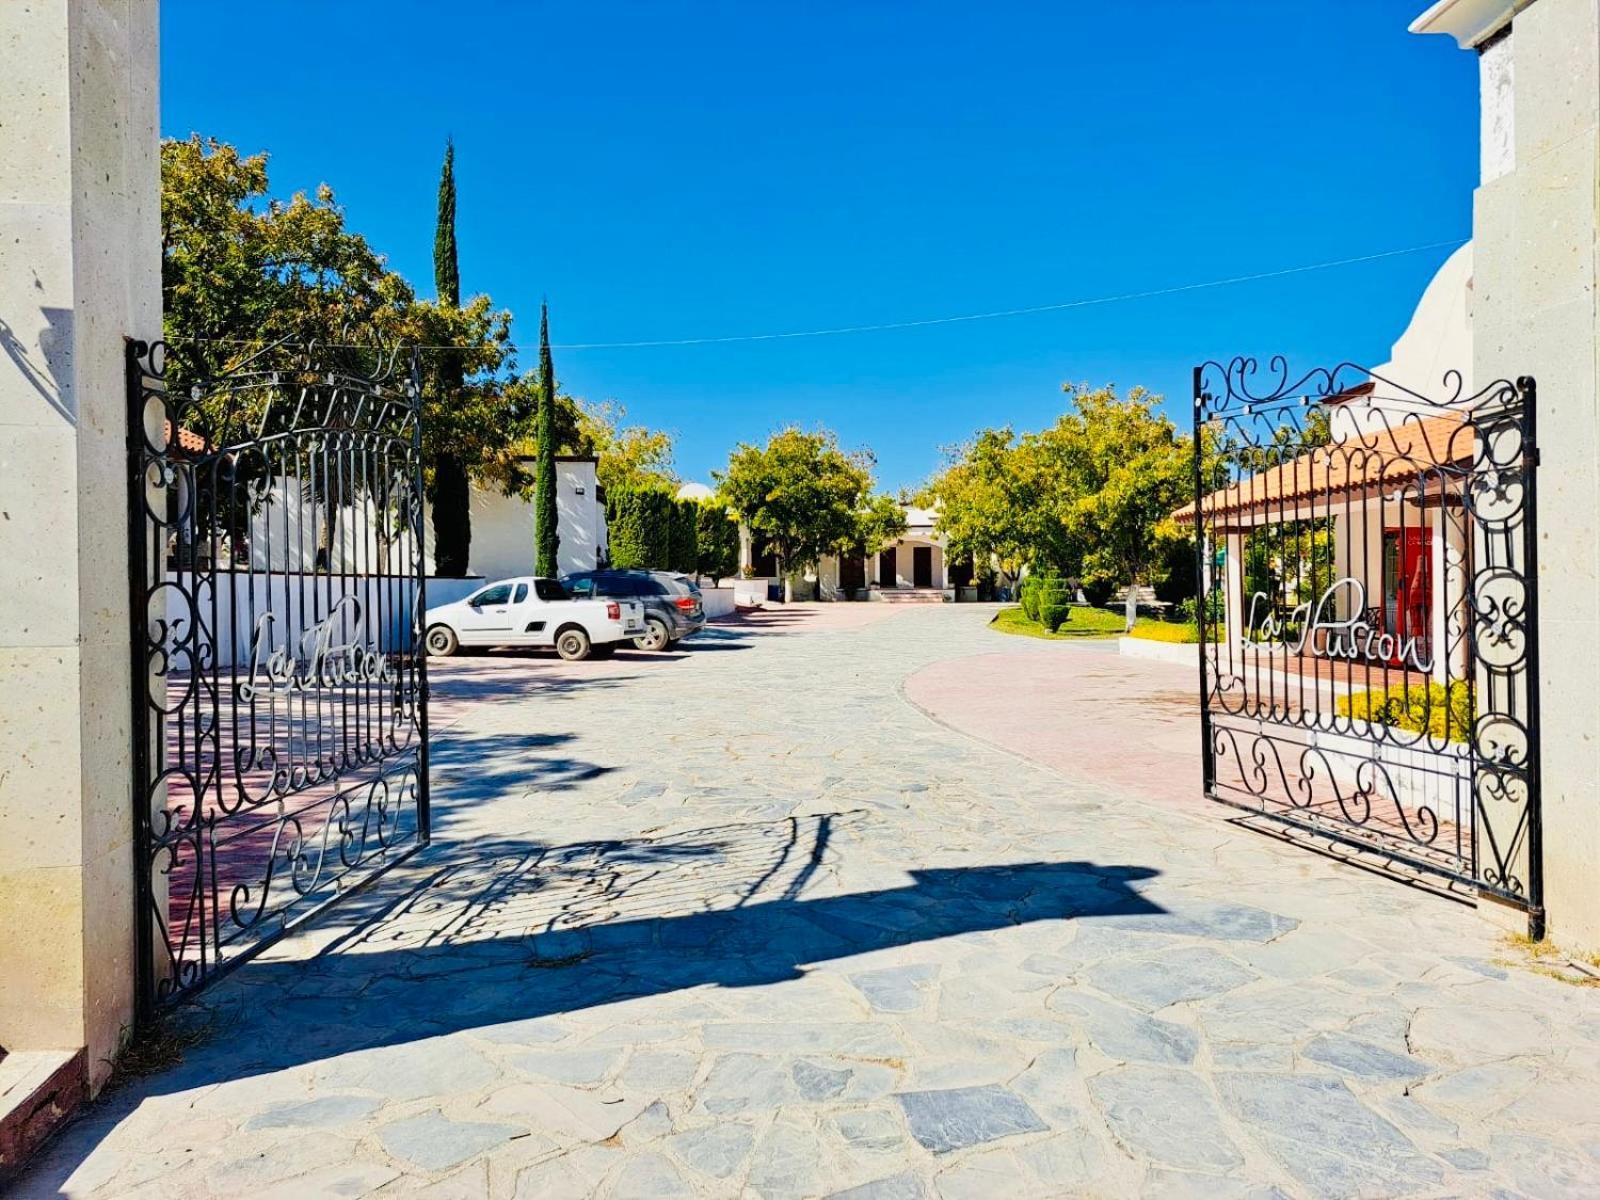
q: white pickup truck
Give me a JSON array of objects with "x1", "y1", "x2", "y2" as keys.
[{"x1": 423, "y1": 577, "x2": 646, "y2": 661}]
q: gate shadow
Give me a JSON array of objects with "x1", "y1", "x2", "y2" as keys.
[{"x1": 139, "y1": 814, "x2": 1163, "y2": 1094}]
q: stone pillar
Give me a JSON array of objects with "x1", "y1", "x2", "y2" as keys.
[
  {"x1": 1417, "y1": 0, "x2": 1600, "y2": 946},
  {"x1": 0, "y1": 0, "x2": 160, "y2": 1089}
]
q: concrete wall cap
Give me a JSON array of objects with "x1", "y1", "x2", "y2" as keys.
[{"x1": 1410, "y1": 0, "x2": 1525, "y2": 47}]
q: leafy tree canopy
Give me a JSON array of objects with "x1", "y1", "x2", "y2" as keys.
[
  {"x1": 851, "y1": 492, "x2": 909, "y2": 556},
  {"x1": 162, "y1": 135, "x2": 515, "y2": 488},
  {"x1": 716, "y1": 427, "x2": 875, "y2": 582},
  {"x1": 928, "y1": 383, "x2": 1193, "y2": 594}
]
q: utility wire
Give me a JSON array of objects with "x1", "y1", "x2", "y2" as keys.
[{"x1": 163, "y1": 237, "x2": 1465, "y2": 354}]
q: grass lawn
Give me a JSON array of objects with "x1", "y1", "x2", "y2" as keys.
[
  {"x1": 992, "y1": 606, "x2": 1204, "y2": 643},
  {"x1": 991, "y1": 605, "x2": 1127, "y2": 639}
]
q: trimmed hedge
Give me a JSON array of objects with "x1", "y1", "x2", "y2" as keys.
[
  {"x1": 608, "y1": 486, "x2": 672, "y2": 569},
  {"x1": 668, "y1": 498, "x2": 699, "y2": 575},
  {"x1": 1037, "y1": 575, "x2": 1072, "y2": 632}
]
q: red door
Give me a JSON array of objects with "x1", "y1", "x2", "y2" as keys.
[{"x1": 1382, "y1": 527, "x2": 1433, "y2": 666}]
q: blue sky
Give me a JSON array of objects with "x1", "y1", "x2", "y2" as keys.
[{"x1": 162, "y1": 1, "x2": 1477, "y2": 492}]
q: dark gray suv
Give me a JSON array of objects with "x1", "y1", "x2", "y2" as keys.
[{"x1": 562, "y1": 569, "x2": 706, "y2": 651}]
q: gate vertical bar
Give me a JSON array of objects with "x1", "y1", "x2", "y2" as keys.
[
  {"x1": 410, "y1": 350, "x2": 432, "y2": 846},
  {"x1": 1518, "y1": 375, "x2": 1544, "y2": 940},
  {"x1": 124, "y1": 338, "x2": 156, "y2": 1023},
  {"x1": 1192, "y1": 365, "x2": 1215, "y2": 795}
]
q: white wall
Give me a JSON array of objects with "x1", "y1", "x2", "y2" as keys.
[
  {"x1": 426, "y1": 458, "x2": 606, "y2": 581},
  {"x1": 1463, "y1": 0, "x2": 1600, "y2": 946},
  {"x1": 163, "y1": 572, "x2": 420, "y2": 671}
]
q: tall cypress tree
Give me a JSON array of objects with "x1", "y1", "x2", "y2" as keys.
[
  {"x1": 534, "y1": 302, "x2": 560, "y2": 576},
  {"x1": 430, "y1": 138, "x2": 471, "y2": 576}
]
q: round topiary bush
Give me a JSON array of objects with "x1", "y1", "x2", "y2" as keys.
[{"x1": 1038, "y1": 575, "x2": 1073, "y2": 632}]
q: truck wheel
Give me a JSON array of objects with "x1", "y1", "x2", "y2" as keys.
[
  {"x1": 555, "y1": 626, "x2": 592, "y2": 662},
  {"x1": 633, "y1": 617, "x2": 671, "y2": 652},
  {"x1": 425, "y1": 624, "x2": 459, "y2": 657}
]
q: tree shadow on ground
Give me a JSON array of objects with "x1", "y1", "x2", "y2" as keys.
[{"x1": 134, "y1": 813, "x2": 1163, "y2": 1095}]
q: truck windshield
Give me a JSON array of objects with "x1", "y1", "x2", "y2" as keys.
[{"x1": 534, "y1": 579, "x2": 570, "y2": 601}]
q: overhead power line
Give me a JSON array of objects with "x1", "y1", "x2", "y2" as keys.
[{"x1": 164, "y1": 237, "x2": 1466, "y2": 355}]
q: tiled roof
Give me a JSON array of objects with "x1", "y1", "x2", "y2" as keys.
[
  {"x1": 163, "y1": 421, "x2": 210, "y2": 455},
  {"x1": 1174, "y1": 412, "x2": 1473, "y2": 524}
]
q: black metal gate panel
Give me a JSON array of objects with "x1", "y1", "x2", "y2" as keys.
[
  {"x1": 1190, "y1": 358, "x2": 1540, "y2": 918},
  {"x1": 127, "y1": 339, "x2": 431, "y2": 1013}
]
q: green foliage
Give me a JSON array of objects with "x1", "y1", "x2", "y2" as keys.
[
  {"x1": 1081, "y1": 577, "x2": 1115, "y2": 607},
  {"x1": 431, "y1": 139, "x2": 469, "y2": 574},
  {"x1": 1129, "y1": 621, "x2": 1201, "y2": 644},
  {"x1": 1337, "y1": 681, "x2": 1474, "y2": 743},
  {"x1": 533, "y1": 304, "x2": 560, "y2": 577},
  {"x1": 669, "y1": 499, "x2": 700, "y2": 575},
  {"x1": 992, "y1": 605, "x2": 1125, "y2": 640},
  {"x1": 607, "y1": 486, "x2": 675, "y2": 569},
  {"x1": 434, "y1": 139, "x2": 459, "y2": 308},
  {"x1": 716, "y1": 427, "x2": 876, "y2": 582},
  {"x1": 1037, "y1": 575, "x2": 1073, "y2": 632},
  {"x1": 853, "y1": 493, "x2": 908, "y2": 556},
  {"x1": 929, "y1": 384, "x2": 1192, "y2": 598},
  {"x1": 696, "y1": 501, "x2": 740, "y2": 584},
  {"x1": 1019, "y1": 576, "x2": 1041, "y2": 621},
  {"x1": 572, "y1": 400, "x2": 677, "y2": 494},
  {"x1": 160, "y1": 134, "x2": 520, "y2": 573}
]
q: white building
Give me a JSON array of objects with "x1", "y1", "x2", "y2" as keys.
[{"x1": 737, "y1": 503, "x2": 966, "y2": 601}]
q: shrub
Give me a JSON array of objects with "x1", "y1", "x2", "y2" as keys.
[
  {"x1": 1019, "y1": 576, "x2": 1041, "y2": 621},
  {"x1": 1337, "y1": 681, "x2": 1474, "y2": 742},
  {"x1": 1130, "y1": 621, "x2": 1201, "y2": 644},
  {"x1": 1082, "y1": 576, "x2": 1115, "y2": 607},
  {"x1": 1037, "y1": 575, "x2": 1073, "y2": 632}
]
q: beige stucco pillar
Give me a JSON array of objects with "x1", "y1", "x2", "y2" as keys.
[
  {"x1": 1417, "y1": 0, "x2": 1600, "y2": 946},
  {"x1": 0, "y1": 0, "x2": 160, "y2": 1087}
]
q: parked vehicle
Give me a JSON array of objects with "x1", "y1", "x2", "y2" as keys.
[
  {"x1": 423, "y1": 577, "x2": 645, "y2": 661},
  {"x1": 563, "y1": 569, "x2": 707, "y2": 652}
]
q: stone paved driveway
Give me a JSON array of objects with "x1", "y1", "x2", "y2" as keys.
[{"x1": 17, "y1": 605, "x2": 1600, "y2": 1198}]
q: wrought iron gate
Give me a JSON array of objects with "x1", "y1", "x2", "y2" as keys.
[
  {"x1": 1189, "y1": 358, "x2": 1541, "y2": 927},
  {"x1": 127, "y1": 339, "x2": 431, "y2": 1014}
]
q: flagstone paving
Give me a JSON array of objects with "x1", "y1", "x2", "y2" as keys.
[{"x1": 16, "y1": 605, "x2": 1600, "y2": 1198}]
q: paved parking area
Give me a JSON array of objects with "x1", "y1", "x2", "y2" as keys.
[{"x1": 17, "y1": 605, "x2": 1600, "y2": 1198}]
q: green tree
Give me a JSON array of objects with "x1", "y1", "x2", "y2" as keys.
[
  {"x1": 927, "y1": 428, "x2": 1055, "y2": 583},
  {"x1": 572, "y1": 400, "x2": 677, "y2": 493},
  {"x1": 533, "y1": 304, "x2": 560, "y2": 576},
  {"x1": 1051, "y1": 384, "x2": 1192, "y2": 629},
  {"x1": 852, "y1": 493, "x2": 908, "y2": 558},
  {"x1": 431, "y1": 138, "x2": 471, "y2": 576},
  {"x1": 696, "y1": 500, "x2": 739, "y2": 584},
  {"x1": 717, "y1": 427, "x2": 874, "y2": 602},
  {"x1": 159, "y1": 135, "x2": 518, "y2": 571}
]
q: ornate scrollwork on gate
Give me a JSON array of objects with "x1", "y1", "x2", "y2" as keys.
[
  {"x1": 127, "y1": 338, "x2": 431, "y2": 1012},
  {"x1": 1188, "y1": 358, "x2": 1539, "y2": 906}
]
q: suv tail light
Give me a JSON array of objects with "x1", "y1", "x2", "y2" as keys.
[
  {"x1": 673, "y1": 596, "x2": 696, "y2": 612},
  {"x1": 606, "y1": 602, "x2": 621, "y2": 620}
]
